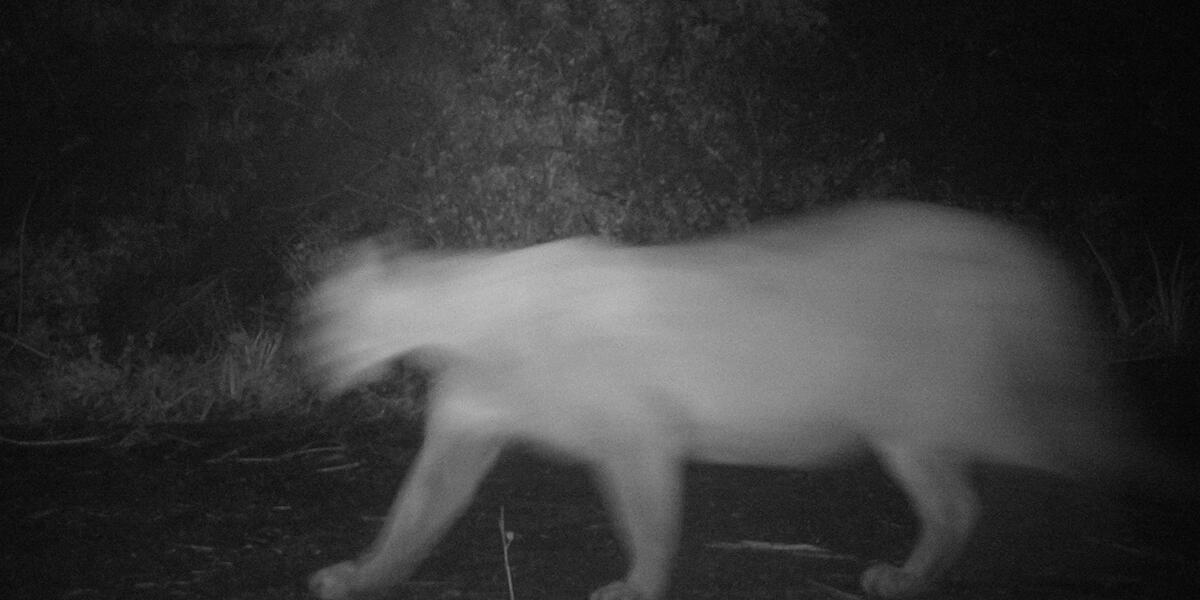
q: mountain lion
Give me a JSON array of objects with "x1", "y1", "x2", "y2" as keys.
[{"x1": 299, "y1": 201, "x2": 1138, "y2": 599}]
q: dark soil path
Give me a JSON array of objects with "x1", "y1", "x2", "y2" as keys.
[{"x1": 2, "y1": 422, "x2": 1195, "y2": 600}]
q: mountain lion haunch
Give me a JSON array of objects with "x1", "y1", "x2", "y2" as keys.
[{"x1": 299, "y1": 201, "x2": 1136, "y2": 600}]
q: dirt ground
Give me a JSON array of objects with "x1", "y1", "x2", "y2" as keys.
[{"x1": 2, "y1": 418, "x2": 1196, "y2": 600}]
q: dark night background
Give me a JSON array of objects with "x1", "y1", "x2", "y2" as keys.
[{"x1": 1, "y1": 1, "x2": 1197, "y2": 599}]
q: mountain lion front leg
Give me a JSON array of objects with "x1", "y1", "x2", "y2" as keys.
[
  {"x1": 587, "y1": 430, "x2": 684, "y2": 600},
  {"x1": 861, "y1": 444, "x2": 980, "y2": 599},
  {"x1": 309, "y1": 401, "x2": 504, "y2": 600}
]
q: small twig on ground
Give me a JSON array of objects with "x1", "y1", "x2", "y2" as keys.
[
  {"x1": 315, "y1": 461, "x2": 361, "y2": 473},
  {"x1": 0, "y1": 331, "x2": 52, "y2": 360},
  {"x1": 279, "y1": 444, "x2": 347, "y2": 460},
  {"x1": 206, "y1": 446, "x2": 250, "y2": 464},
  {"x1": 499, "y1": 506, "x2": 516, "y2": 600},
  {"x1": 805, "y1": 579, "x2": 865, "y2": 600},
  {"x1": 229, "y1": 456, "x2": 281, "y2": 464},
  {"x1": 0, "y1": 434, "x2": 104, "y2": 447},
  {"x1": 706, "y1": 540, "x2": 858, "y2": 560}
]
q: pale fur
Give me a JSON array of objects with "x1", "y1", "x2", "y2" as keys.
[{"x1": 300, "y1": 201, "x2": 1131, "y2": 600}]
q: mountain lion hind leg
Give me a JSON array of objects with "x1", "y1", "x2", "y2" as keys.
[{"x1": 860, "y1": 445, "x2": 980, "y2": 599}]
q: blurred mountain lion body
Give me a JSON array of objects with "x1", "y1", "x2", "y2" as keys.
[{"x1": 301, "y1": 201, "x2": 1132, "y2": 600}]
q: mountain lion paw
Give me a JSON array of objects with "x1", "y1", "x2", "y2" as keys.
[
  {"x1": 860, "y1": 562, "x2": 933, "y2": 599},
  {"x1": 589, "y1": 580, "x2": 646, "y2": 600},
  {"x1": 309, "y1": 561, "x2": 359, "y2": 600}
]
